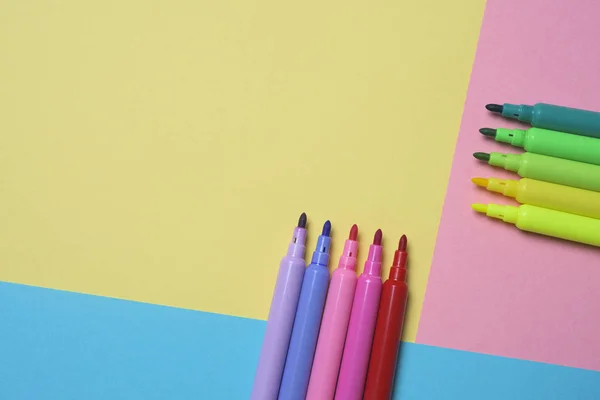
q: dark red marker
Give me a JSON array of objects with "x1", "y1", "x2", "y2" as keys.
[{"x1": 363, "y1": 234, "x2": 409, "y2": 400}]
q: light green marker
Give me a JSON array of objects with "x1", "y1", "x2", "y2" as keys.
[
  {"x1": 480, "y1": 127, "x2": 600, "y2": 166},
  {"x1": 473, "y1": 152, "x2": 600, "y2": 193}
]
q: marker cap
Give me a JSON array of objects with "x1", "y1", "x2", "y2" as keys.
[
  {"x1": 502, "y1": 103, "x2": 534, "y2": 124},
  {"x1": 487, "y1": 178, "x2": 519, "y2": 198},
  {"x1": 364, "y1": 245, "x2": 382, "y2": 276},
  {"x1": 339, "y1": 239, "x2": 359, "y2": 270},
  {"x1": 489, "y1": 152, "x2": 521, "y2": 172},
  {"x1": 311, "y1": 235, "x2": 331, "y2": 266},
  {"x1": 485, "y1": 204, "x2": 518, "y2": 223},
  {"x1": 496, "y1": 128, "x2": 526, "y2": 147},
  {"x1": 288, "y1": 227, "x2": 307, "y2": 258}
]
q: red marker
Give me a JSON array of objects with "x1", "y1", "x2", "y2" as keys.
[{"x1": 363, "y1": 234, "x2": 409, "y2": 400}]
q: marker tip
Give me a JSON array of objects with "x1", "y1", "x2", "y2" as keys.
[
  {"x1": 471, "y1": 177, "x2": 489, "y2": 188},
  {"x1": 472, "y1": 204, "x2": 488, "y2": 214},
  {"x1": 473, "y1": 152, "x2": 491, "y2": 162},
  {"x1": 298, "y1": 212, "x2": 307, "y2": 228},
  {"x1": 373, "y1": 229, "x2": 383, "y2": 246},
  {"x1": 399, "y1": 234, "x2": 407, "y2": 251},
  {"x1": 322, "y1": 220, "x2": 331, "y2": 237},
  {"x1": 479, "y1": 128, "x2": 497, "y2": 137},
  {"x1": 349, "y1": 224, "x2": 358, "y2": 241},
  {"x1": 485, "y1": 103, "x2": 503, "y2": 113}
]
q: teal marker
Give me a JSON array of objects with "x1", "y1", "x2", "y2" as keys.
[
  {"x1": 486, "y1": 103, "x2": 600, "y2": 138},
  {"x1": 480, "y1": 127, "x2": 600, "y2": 166}
]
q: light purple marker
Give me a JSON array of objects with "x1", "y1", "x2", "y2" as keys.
[{"x1": 250, "y1": 213, "x2": 308, "y2": 400}]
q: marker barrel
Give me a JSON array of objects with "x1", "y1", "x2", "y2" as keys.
[
  {"x1": 502, "y1": 102, "x2": 600, "y2": 138},
  {"x1": 306, "y1": 239, "x2": 358, "y2": 400},
  {"x1": 251, "y1": 227, "x2": 307, "y2": 400},
  {"x1": 496, "y1": 127, "x2": 600, "y2": 165},
  {"x1": 489, "y1": 152, "x2": 600, "y2": 192},
  {"x1": 279, "y1": 234, "x2": 331, "y2": 400},
  {"x1": 487, "y1": 178, "x2": 600, "y2": 219},
  {"x1": 484, "y1": 204, "x2": 600, "y2": 247},
  {"x1": 364, "y1": 250, "x2": 408, "y2": 400},
  {"x1": 335, "y1": 244, "x2": 383, "y2": 400}
]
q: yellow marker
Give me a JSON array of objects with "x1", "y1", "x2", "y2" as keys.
[
  {"x1": 472, "y1": 203, "x2": 600, "y2": 247},
  {"x1": 472, "y1": 177, "x2": 600, "y2": 219}
]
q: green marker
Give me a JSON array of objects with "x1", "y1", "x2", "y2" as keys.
[
  {"x1": 480, "y1": 127, "x2": 600, "y2": 166},
  {"x1": 473, "y1": 152, "x2": 600, "y2": 193}
]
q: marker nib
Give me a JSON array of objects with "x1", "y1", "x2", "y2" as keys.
[
  {"x1": 399, "y1": 234, "x2": 407, "y2": 251},
  {"x1": 298, "y1": 212, "x2": 307, "y2": 228},
  {"x1": 322, "y1": 220, "x2": 331, "y2": 237},
  {"x1": 479, "y1": 128, "x2": 497, "y2": 137},
  {"x1": 373, "y1": 229, "x2": 383, "y2": 246},
  {"x1": 485, "y1": 103, "x2": 503, "y2": 113},
  {"x1": 473, "y1": 152, "x2": 491, "y2": 162},
  {"x1": 471, "y1": 177, "x2": 489, "y2": 188},
  {"x1": 472, "y1": 204, "x2": 488, "y2": 214},
  {"x1": 349, "y1": 224, "x2": 358, "y2": 241}
]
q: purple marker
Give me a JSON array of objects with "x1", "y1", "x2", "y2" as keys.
[
  {"x1": 278, "y1": 220, "x2": 331, "y2": 400},
  {"x1": 251, "y1": 213, "x2": 308, "y2": 400}
]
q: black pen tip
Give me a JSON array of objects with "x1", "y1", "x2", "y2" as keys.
[
  {"x1": 473, "y1": 152, "x2": 491, "y2": 162},
  {"x1": 485, "y1": 103, "x2": 503, "y2": 113},
  {"x1": 298, "y1": 212, "x2": 307, "y2": 228},
  {"x1": 479, "y1": 128, "x2": 497, "y2": 137}
]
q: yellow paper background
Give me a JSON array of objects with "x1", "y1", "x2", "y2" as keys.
[{"x1": 0, "y1": 0, "x2": 484, "y2": 341}]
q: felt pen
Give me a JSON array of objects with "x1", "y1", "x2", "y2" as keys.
[
  {"x1": 472, "y1": 203, "x2": 600, "y2": 247},
  {"x1": 306, "y1": 224, "x2": 359, "y2": 400},
  {"x1": 251, "y1": 213, "x2": 308, "y2": 400},
  {"x1": 486, "y1": 102, "x2": 600, "y2": 138},
  {"x1": 472, "y1": 177, "x2": 600, "y2": 220},
  {"x1": 473, "y1": 152, "x2": 600, "y2": 192},
  {"x1": 335, "y1": 229, "x2": 383, "y2": 400},
  {"x1": 278, "y1": 221, "x2": 332, "y2": 400},
  {"x1": 364, "y1": 235, "x2": 409, "y2": 400},
  {"x1": 480, "y1": 127, "x2": 600, "y2": 165}
]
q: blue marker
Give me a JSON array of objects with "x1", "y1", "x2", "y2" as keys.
[
  {"x1": 486, "y1": 102, "x2": 600, "y2": 138},
  {"x1": 278, "y1": 221, "x2": 331, "y2": 400}
]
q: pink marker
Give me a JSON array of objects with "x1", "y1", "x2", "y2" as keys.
[
  {"x1": 306, "y1": 224, "x2": 359, "y2": 400},
  {"x1": 335, "y1": 229, "x2": 383, "y2": 400}
]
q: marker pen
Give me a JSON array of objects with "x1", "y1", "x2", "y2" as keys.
[
  {"x1": 250, "y1": 213, "x2": 308, "y2": 400},
  {"x1": 473, "y1": 152, "x2": 600, "y2": 192},
  {"x1": 278, "y1": 221, "x2": 332, "y2": 400},
  {"x1": 335, "y1": 229, "x2": 383, "y2": 400},
  {"x1": 472, "y1": 177, "x2": 600, "y2": 219},
  {"x1": 306, "y1": 224, "x2": 359, "y2": 400},
  {"x1": 480, "y1": 127, "x2": 600, "y2": 165},
  {"x1": 486, "y1": 103, "x2": 600, "y2": 138},
  {"x1": 472, "y1": 203, "x2": 600, "y2": 247},
  {"x1": 363, "y1": 235, "x2": 409, "y2": 400}
]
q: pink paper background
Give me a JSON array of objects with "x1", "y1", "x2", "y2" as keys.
[{"x1": 417, "y1": 0, "x2": 600, "y2": 371}]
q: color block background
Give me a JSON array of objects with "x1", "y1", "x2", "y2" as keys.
[
  {"x1": 418, "y1": 0, "x2": 600, "y2": 372},
  {"x1": 0, "y1": 0, "x2": 484, "y2": 343},
  {"x1": 2, "y1": 0, "x2": 600, "y2": 398},
  {"x1": 2, "y1": 282, "x2": 600, "y2": 399}
]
